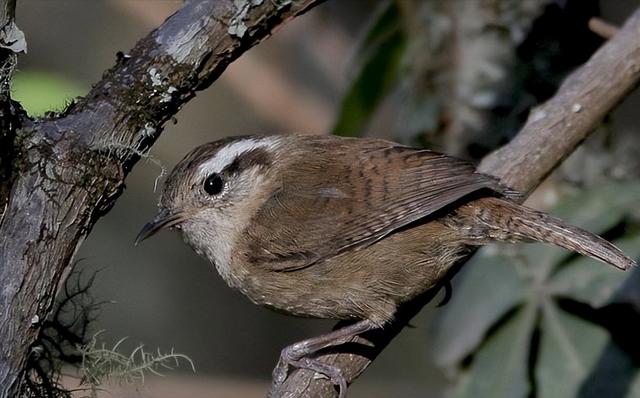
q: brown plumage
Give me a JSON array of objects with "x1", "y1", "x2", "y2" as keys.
[{"x1": 137, "y1": 134, "x2": 634, "y2": 397}]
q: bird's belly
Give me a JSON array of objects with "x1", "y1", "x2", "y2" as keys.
[{"x1": 233, "y1": 220, "x2": 468, "y2": 324}]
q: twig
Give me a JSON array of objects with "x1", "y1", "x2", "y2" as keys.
[{"x1": 589, "y1": 17, "x2": 619, "y2": 40}]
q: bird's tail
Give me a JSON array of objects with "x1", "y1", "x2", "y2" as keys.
[{"x1": 453, "y1": 197, "x2": 636, "y2": 271}]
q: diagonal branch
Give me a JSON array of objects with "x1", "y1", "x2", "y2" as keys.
[
  {"x1": 0, "y1": 1, "x2": 325, "y2": 397},
  {"x1": 272, "y1": 6, "x2": 640, "y2": 398}
]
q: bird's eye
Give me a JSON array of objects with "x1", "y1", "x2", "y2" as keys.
[{"x1": 203, "y1": 173, "x2": 224, "y2": 195}]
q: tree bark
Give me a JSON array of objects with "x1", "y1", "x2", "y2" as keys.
[
  {"x1": 0, "y1": 1, "x2": 325, "y2": 396},
  {"x1": 271, "y1": 6, "x2": 640, "y2": 398},
  {"x1": 0, "y1": 0, "x2": 25, "y2": 227}
]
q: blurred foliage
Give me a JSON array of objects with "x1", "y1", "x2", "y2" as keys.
[
  {"x1": 11, "y1": 70, "x2": 84, "y2": 116},
  {"x1": 332, "y1": 1, "x2": 406, "y2": 137},
  {"x1": 332, "y1": 0, "x2": 604, "y2": 160},
  {"x1": 433, "y1": 183, "x2": 640, "y2": 398}
]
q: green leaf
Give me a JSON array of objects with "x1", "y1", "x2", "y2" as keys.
[
  {"x1": 450, "y1": 303, "x2": 537, "y2": 398},
  {"x1": 550, "y1": 233, "x2": 640, "y2": 308},
  {"x1": 548, "y1": 183, "x2": 640, "y2": 232},
  {"x1": 12, "y1": 70, "x2": 85, "y2": 116},
  {"x1": 332, "y1": 1, "x2": 406, "y2": 136},
  {"x1": 433, "y1": 246, "x2": 527, "y2": 368},
  {"x1": 626, "y1": 367, "x2": 640, "y2": 398},
  {"x1": 436, "y1": 182, "x2": 640, "y2": 396},
  {"x1": 537, "y1": 302, "x2": 609, "y2": 398},
  {"x1": 577, "y1": 339, "x2": 640, "y2": 398}
]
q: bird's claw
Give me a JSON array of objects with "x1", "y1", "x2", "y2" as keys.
[
  {"x1": 272, "y1": 357, "x2": 290, "y2": 385},
  {"x1": 271, "y1": 352, "x2": 348, "y2": 398}
]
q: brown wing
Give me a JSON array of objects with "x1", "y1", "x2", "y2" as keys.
[{"x1": 244, "y1": 136, "x2": 511, "y2": 271}]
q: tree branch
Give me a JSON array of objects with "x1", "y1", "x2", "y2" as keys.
[
  {"x1": 272, "y1": 6, "x2": 640, "y2": 398},
  {"x1": 0, "y1": 0, "x2": 25, "y2": 228},
  {"x1": 0, "y1": 1, "x2": 324, "y2": 396}
]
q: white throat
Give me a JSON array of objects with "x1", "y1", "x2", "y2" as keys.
[{"x1": 187, "y1": 136, "x2": 281, "y2": 289}]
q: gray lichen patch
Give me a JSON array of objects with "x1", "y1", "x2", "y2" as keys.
[
  {"x1": 142, "y1": 123, "x2": 156, "y2": 137},
  {"x1": 145, "y1": 67, "x2": 179, "y2": 105},
  {"x1": 160, "y1": 86, "x2": 178, "y2": 103},
  {"x1": 228, "y1": 0, "x2": 271, "y2": 38},
  {"x1": 148, "y1": 67, "x2": 163, "y2": 86},
  {"x1": 0, "y1": 21, "x2": 27, "y2": 53}
]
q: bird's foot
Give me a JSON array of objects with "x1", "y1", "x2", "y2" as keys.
[
  {"x1": 272, "y1": 348, "x2": 347, "y2": 398},
  {"x1": 270, "y1": 320, "x2": 376, "y2": 397}
]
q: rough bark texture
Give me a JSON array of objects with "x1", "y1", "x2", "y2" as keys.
[
  {"x1": 0, "y1": 1, "x2": 325, "y2": 396},
  {"x1": 0, "y1": 0, "x2": 25, "y2": 227},
  {"x1": 270, "y1": 7, "x2": 640, "y2": 398}
]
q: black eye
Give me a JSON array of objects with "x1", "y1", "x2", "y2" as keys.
[{"x1": 203, "y1": 173, "x2": 224, "y2": 195}]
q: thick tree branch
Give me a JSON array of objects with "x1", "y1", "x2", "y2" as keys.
[
  {"x1": 272, "y1": 7, "x2": 640, "y2": 398},
  {"x1": 0, "y1": 1, "x2": 324, "y2": 396},
  {"x1": 0, "y1": 0, "x2": 25, "y2": 228}
]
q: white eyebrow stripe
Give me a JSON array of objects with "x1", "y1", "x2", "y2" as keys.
[{"x1": 197, "y1": 137, "x2": 280, "y2": 178}]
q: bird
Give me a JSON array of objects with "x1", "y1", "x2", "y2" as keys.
[{"x1": 136, "y1": 134, "x2": 634, "y2": 397}]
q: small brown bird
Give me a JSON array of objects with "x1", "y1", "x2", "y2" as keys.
[{"x1": 136, "y1": 134, "x2": 634, "y2": 397}]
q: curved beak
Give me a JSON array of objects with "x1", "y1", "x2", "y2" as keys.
[{"x1": 135, "y1": 209, "x2": 187, "y2": 245}]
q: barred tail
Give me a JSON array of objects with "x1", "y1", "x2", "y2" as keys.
[{"x1": 459, "y1": 197, "x2": 636, "y2": 271}]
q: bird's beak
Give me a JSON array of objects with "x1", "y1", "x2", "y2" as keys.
[{"x1": 135, "y1": 209, "x2": 187, "y2": 245}]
